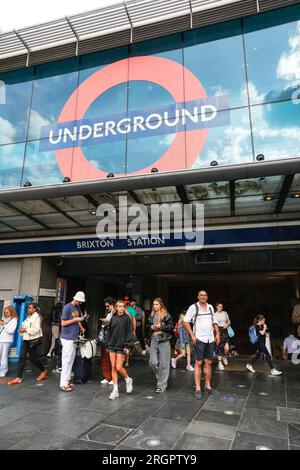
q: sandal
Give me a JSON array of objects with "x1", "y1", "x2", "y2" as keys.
[
  {"x1": 60, "y1": 385, "x2": 73, "y2": 392},
  {"x1": 7, "y1": 378, "x2": 22, "y2": 385},
  {"x1": 37, "y1": 370, "x2": 48, "y2": 381}
]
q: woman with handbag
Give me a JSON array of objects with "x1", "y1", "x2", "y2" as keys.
[
  {"x1": 214, "y1": 302, "x2": 232, "y2": 371},
  {"x1": 8, "y1": 303, "x2": 47, "y2": 385},
  {"x1": 148, "y1": 298, "x2": 173, "y2": 393}
]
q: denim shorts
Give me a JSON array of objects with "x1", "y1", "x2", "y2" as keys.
[
  {"x1": 194, "y1": 340, "x2": 215, "y2": 361},
  {"x1": 108, "y1": 347, "x2": 126, "y2": 356}
]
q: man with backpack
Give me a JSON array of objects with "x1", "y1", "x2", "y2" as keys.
[{"x1": 183, "y1": 290, "x2": 220, "y2": 400}]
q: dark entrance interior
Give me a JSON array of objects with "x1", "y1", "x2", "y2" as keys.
[{"x1": 58, "y1": 247, "x2": 300, "y2": 355}]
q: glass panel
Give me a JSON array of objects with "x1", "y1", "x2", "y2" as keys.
[
  {"x1": 28, "y1": 58, "x2": 79, "y2": 141},
  {"x1": 126, "y1": 119, "x2": 185, "y2": 174},
  {"x1": 236, "y1": 195, "x2": 277, "y2": 215},
  {"x1": 184, "y1": 20, "x2": 247, "y2": 110},
  {"x1": 78, "y1": 47, "x2": 128, "y2": 120},
  {"x1": 189, "y1": 107, "x2": 253, "y2": 169},
  {"x1": 290, "y1": 173, "x2": 300, "y2": 193},
  {"x1": 251, "y1": 100, "x2": 300, "y2": 161},
  {"x1": 33, "y1": 213, "x2": 78, "y2": 228},
  {"x1": 129, "y1": 35, "x2": 183, "y2": 119},
  {"x1": 1, "y1": 216, "x2": 42, "y2": 231},
  {"x1": 235, "y1": 176, "x2": 284, "y2": 197},
  {"x1": 11, "y1": 200, "x2": 57, "y2": 214},
  {"x1": 186, "y1": 182, "x2": 230, "y2": 200},
  {"x1": 0, "y1": 68, "x2": 33, "y2": 145},
  {"x1": 134, "y1": 187, "x2": 180, "y2": 204},
  {"x1": 244, "y1": 5, "x2": 300, "y2": 105},
  {"x1": 192, "y1": 199, "x2": 230, "y2": 217},
  {"x1": 0, "y1": 143, "x2": 25, "y2": 189},
  {"x1": 22, "y1": 139, "x2": 66, "y2": 187}
]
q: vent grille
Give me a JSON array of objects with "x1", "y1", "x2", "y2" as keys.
[
  {"x1": 78, "y1": 30, "x2": 132, "y2": 55},
  {"x1": 132, "y1": 15, "x2": 191, "y2": 42},
  {"x1": 259, "y1": 0, "x2": 300, "y2": 12},
  {"x1": 0, "y1": 0, "x2": 300, "y2": 72},
  {"x1": 28, "y1": 43, "x2": 77, "y2": 66},
  {"x1": 192, "y1": 0, "x2": 258, "y2": 28}
]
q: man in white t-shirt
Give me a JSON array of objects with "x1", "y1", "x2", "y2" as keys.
[
  {"x1": 184, "y1": 290, "x2": 220, "y2": 400},
  {"x1": 283, "y1": 332, "x2": 300, "y2": 361}
]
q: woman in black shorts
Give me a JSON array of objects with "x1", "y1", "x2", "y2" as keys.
[{"x1": 106, "y1": 300, "x2": 135, "y2": 400}]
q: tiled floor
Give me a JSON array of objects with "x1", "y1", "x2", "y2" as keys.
[{"x1": 0, "y1": 356, "x2": 299, "y2": 450}]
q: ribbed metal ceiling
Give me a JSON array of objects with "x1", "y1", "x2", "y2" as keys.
[{"x1": 1, "y1": 0, "x2": 299, "y2": 72}]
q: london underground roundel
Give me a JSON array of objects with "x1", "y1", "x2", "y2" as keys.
[{"x1": 55, "y1": 56, "x2": 209, "y2": 181}]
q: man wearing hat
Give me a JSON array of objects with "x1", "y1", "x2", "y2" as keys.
[{"x1": 60, "y1": 291, "x2": 86, "y2": 392}]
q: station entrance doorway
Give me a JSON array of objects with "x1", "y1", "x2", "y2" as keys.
[{"x1": 58, "y1": 247, "x2": 300, "y2": 355}]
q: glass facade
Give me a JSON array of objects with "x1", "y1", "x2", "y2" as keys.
[{"x1": 0, "y1": 4, "x2": 300, "y2": 189}]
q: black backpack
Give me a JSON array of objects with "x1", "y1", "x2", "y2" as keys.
[{"x1": 192, "y1": 303, "x2": 214, "y2": 333}]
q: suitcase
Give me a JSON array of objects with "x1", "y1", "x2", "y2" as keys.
[{"x1": 73, "y1": 355, "x2": 91, "y2": 384}]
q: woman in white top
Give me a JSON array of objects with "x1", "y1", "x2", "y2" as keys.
[
  {"x1": 215, "y1": 303, "x2": 231, "y2": 371},
  {"x1": 8, "y1": 303, "x2": 48, "y2": 385},
  {"x1": 0, "y1": 306, "x2": 18, "y2": 377}
]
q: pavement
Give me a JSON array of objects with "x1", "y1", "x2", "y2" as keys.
[{"x1": 0, "y1": 355, "x2": 299, "y2": 450}]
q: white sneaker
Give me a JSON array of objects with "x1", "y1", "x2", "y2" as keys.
[
  {"x1": 46, "y1": 353, "x2": 52, "y2": 358},
  {"x1": 246, "y1": 364, "x2": 255, "y2": 373},
  {"x1": 222, "y1": 357, "x2": 228, "y2": 366},
  {"x1": 126, "y1": 377, "x2": 133, "y2": 394},
  {"x1": 100, "y1": 379, "x2": 109, "y2": 384},
  {"x1": 142, "y1": 350, "x2": 147, "y2": 356},
  {"x1": 109, "y1": 389, "x2": 119, "y2": 400},
  {"x1": 108, "y1": 380, "x2": 114, "y2": 385},
  {"x1": 271, "y1": 369, "x2": 282, "y2": 376},
  {"x1": 171, "y1": 358, "x2": 177, "y2": 369},
  {"x1": 218, "y1": 361, "x2": 225, "y2": 371},
  {"x1": 186, "y1": 365, "x2": 194, "y2": 371}
]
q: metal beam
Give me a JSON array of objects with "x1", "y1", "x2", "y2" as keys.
[
  {"x1": 176, "y1": 185, "x2": 189, "y2": 205},
  {"x1": 0, "y1": 220, "x2": 18, "y2": 232},
  {"x1": 43, "y1": 199, "x2": 82, "y2": 227},
  {"x1": 230, "y1": 181, "x2": 236, "y2": 217},
  {"x1": 4, "y1": 202, "x2": 51, "y2": 229},
  {"x1": 275, "y1": 174, "x2": 295, "y2": 214},
  {"x1": 83, "y1": 194, "x2": 99, "y2": 208}
]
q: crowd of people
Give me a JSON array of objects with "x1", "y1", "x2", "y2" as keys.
[{"x1": 1, "y1": 290, "x2": 299, "y2": 401}]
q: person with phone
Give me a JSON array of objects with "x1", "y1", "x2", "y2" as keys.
[
  {"x1": 59, "y1": 291, "x2": 86, "y2": 392},
  {"x1": 106, "y1": 300, "x2": 135, "y2": 400}
]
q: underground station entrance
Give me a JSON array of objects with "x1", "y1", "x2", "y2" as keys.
[{"x1": 58, "y1": 247, "x2": 300, "y2": 356}]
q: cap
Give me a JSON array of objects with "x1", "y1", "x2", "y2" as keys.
[{"x1": 73, "y1": 291, "x2": 86, "y2": 303}]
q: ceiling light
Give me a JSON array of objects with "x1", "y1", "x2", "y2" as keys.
[
  {"x1": 292, "y1": 193, "x2": 300, "y2": 199},
  {"x1": 263, "y1": 195, "x2": 273, "y2": 202}
]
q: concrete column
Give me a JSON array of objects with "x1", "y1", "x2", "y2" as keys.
[{"x1": 19, "y1": 258, "x2": 42, "y2": 302}]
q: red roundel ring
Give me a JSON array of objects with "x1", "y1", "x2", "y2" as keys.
[{"x1": 56, "y1": 56, "x2": 208, "y2": 181}]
